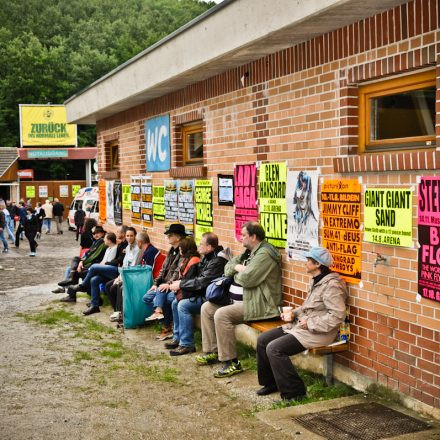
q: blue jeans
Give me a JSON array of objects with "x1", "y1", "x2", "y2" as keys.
[
  {"x1": 5, "y1": 216, "x2": 14, "y2": 240},
  {"x1": 43, "y1": 218, "x2": 51, "y2": 233},
  {"x1": 172, "y1": 297, "x2": 203, "y2": 347},
  {"x1": 0, "y1": 230, "x2": 8, "y2": 250},
  {"x1": 80, "y1": 264, "x2": 119, "y2": 307},
  {"x1": 143, "y1": 289, "x2": 175, "y2": 326}
]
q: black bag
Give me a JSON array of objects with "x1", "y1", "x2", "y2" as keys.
[{"x1": 206, "y1": 276, "x2": 233, "y2": 306}]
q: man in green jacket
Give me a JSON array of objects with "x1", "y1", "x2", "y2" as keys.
[{"x1": 196, "y1": 221, "x2": 282, "y2": 377}]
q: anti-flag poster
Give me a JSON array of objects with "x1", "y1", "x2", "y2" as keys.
[
  {"x1": 141, "y1": 177, "x2": 153, "y2": 228},
  {"x1": 321, "y1": 179, "x2": 361, "y2": 284},
  {"x1": 122, "y1": 184, "x2": 131, "y2": 211},
  {"x1": 258, "y1": 162, "x2": 287, "y2": 248},
  {"x1": 153, "y1": 186, "x2": 165, "y2": 221},
  {"x1": 106, "y1": 180, "x2": 115, "y2": 225},
  {"x1": 164, "y1": 180, "x2": 178, "y2": 225},
  {"x1": 418, "y1": 177, "x2": 440, "y2": 303},
  {"x1": 113, "y1": 180, "x2": 123, "y2": 225},
  {"x1": 130, "y1": 177, "x2": 141, "y2": 225},
  {"x1": 286, "y1": 170, "x2": 319, "y2": 259},
  {"x1": 98, "y1": 180, "x2": 106, "y2": 224},
  {"x1": 234, "y1": 164, "x2": 258, "y2": 241},
  {"x1": 364, "y1": 188, "x2": 412, "y2": 247},
  {"x1": 178, "y1": 180, "x2": 195, "y2": 235},
  {"x1": 195, "y1": 179, "x2": 213, "y2": 243}
]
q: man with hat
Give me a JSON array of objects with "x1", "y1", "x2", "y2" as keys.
[
  {"x1": 143, "y1": 223, "x2": 187, "y2": 340},
  {"x1": 255, "y1": 246, "x2": 348, "y2": 401}
]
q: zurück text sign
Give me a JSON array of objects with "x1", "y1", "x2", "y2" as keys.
[{"x1": 145, "y1": 114, "x2": 170, "y2": 172}]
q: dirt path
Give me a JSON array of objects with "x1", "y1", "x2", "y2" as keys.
[{"x1": 0, "y1": 232, "x2": 285, "y2": 440}]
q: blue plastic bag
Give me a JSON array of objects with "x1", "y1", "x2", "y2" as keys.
[{"x1": 121, "y1": 265, "x2": 153, "y2": 329}]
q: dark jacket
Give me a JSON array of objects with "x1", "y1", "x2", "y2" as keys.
[
  {"x1": 74, "y1": 209, "x2": 86, "y2": 226},
  {"x1": 6, "y1": 203, "x2": 17, "y2": 217},
  {"x1": 0, "y1": 211, "x2": 5, "y2": 229},
  {"x1": 180, "y1": 246, "x2": 228, "y2": 299},
  {"x1": 107, "y1": 240, "x2": 128, "y2": 267},
  {"x1": 81, "y1": 238, "x2": 107, "y2": 268},
  {"x1": 80, "y1": 230, "x2": 94, "y2": 249},
  {"x1": 36, "y1": 208, "x2": 45, "y2": 220},
  {"x1": 137, "y1": 244, "x2": 160, "y2": 267},
  {"x1": 18, "y1": 206, "x2": 27, "y2": 225},
  {"x1": 24, "y1": 214, "x2": 39, "y2": 235},
  {"x1": 154, "y1": 246, "x2": 182, "y2": 286},
  {"x1": 53, "y1": 202, "x2": 64, "y2": 217}
]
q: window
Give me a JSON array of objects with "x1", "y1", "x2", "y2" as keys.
[
  {"x1": 105, "y1": 141, "x2": 119, "y2": 171},
  {"x1": 359, "y1": 70, "x2": 436, "y2": 152},
  {"x1": 182, "y1": 123, "x2": 203, "y2": 164}
]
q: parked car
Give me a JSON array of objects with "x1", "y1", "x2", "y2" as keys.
[{"x1": 68, "y1": 186, "x2": 99, "y2": 230}]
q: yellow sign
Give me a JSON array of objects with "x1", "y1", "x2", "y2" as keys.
[
  {"x1": 26, "y1": 186, "x2": 35, "y2": 198},
  {"x1": 20, "y1": 105, "x2": 77, "y2": 147},
  {"x1": 72, "y1": 185, "x2": 81, "y2": 197}
]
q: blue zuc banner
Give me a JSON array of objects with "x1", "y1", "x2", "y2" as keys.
[{"x1": 145, "y1": 114, "x2": 170, "y2": 172}]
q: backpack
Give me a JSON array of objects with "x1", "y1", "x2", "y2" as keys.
[{"x1": 205, "y1": 276, "x2": 233, "y2": 306}]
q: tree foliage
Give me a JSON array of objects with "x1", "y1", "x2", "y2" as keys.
[{"x1": 0, "y1": 0, "x2": 214, "y2": 147}]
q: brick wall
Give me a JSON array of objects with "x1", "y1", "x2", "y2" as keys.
[{"x1": 96, "y1": 0, "x2": 440, "y2": 409}]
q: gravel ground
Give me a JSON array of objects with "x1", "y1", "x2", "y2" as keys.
[{"x1": 0, "y1": 231, "x2": 285, "y2": 440}]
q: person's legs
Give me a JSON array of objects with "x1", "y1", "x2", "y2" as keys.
[
  {"x1": 81, "y1": 264, "x2": 119, "y2": 291},
  {"x1": 142, "y1": 289, "x2": 156, "y2": 306},
  {"x1": 178, "y1": 297, "x2": 203, "y2": 347},
  {"x1": 162, "y1": 291, "x2": 175, "y2": 327},
  {"x1": 27, "y1": 232, "x2": 37, "y2": 253},
  {"x1": 171, "y1": 298, "x2": 180, "y2": 343},
  {"x1": 115, "y1": 283, "x2": 123, "y2": 312},
  {"x1": 90, "y1": 275, "x2": 105, "y2": 308},
  {"x1": 15, "y1": 225, "x2": 22, "y2": 247},
  {"x1": 200, "y1": 301, "x2": 222, "y2": 354},
  {"x1": 6, "y1": 217, "x2": 14, "y2": 241},
  {"x1": 0, "y1": 230, "x2": 9, "y2": 251},
  {"x1": 44, "y1": 218, "x2": 51, "y2": 233},
  {"x1": 55, "y1": 216, "x2": 62, "y2": 234},
  {"x1": 105, "y1": 280, "x2": 118, "y2": 310}
]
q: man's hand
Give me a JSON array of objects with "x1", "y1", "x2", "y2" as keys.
[
  {"x1": 234, "y1": 264, "x2": 246, "y2": 273},
  {"x1": 149, "y1": 285, "x2": 158, "y2": 292},
  {"x1": 299, "y1": 319, "x2": 308, "y2": 330},
  {"x1": 169, "y1": 280, "x2": 181, "y2": 292},
  {"x1": 113, "y1": 275, "x2": 121, "y2": 285},
  {"x1": 77, "y1": 261, "x2": 83, "y2": 272},
  {"x1": 158, "y1": 283, "x2": 170, "y2": 291}
]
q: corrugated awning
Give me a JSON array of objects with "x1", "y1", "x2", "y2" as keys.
[{"x1": 0, "y1": 148, "x2": 18, "y2": 179}]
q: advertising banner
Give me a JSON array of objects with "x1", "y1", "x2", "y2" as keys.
[
  {"x1": 59, "y1": 185, "x2": 69, "y2": 198},
  {"x1": 153, "y1": 186, "x2": 165, "y2": 221},
  {"x1": 418, "y1": 177, "x2": 440, "y2": 303},
  {"x1": 72, "y1": 185, "x2": 81, "y2": 197},
  {"x1": 145, "y1": 114, "x2": 170, "y2": 172},
  {"x1": 321, "y1": 179, "x2": 361, "y2": 284},
  {"x1": 178, "y1": 180, "x2": 195, "y2": 235},
  {"x1": 98, "y1": 180, "x2": 106, "y2": 223},
  {"x1": 195, "y1": 179, "x2": 213, "y2": 243},
  {"x1": 164, "y1": 180, "x2": 178, "y2": 224},
  {"x1": 234, "y1": 164, "x2": 258, "y2": 240},
  {"x1": 19, "y1": 105, "x2": 77, "y2": 147},
  {"x1": 259, "y1": 162, "x2": 287, "y2": 248},
  {"x1": 26, "y1": 186, "x2": 35, "y2": 198},
  {"x1": 364, "y1": 188, "x2": 412, "y2": 247},
  {"x1": 106, "y1": 181, "x2": 115, "y2": 225},
  {"x1": 38, "y1": 185, "x2": 48, "y2": 198},
  {"x1": 113, "y1": 181, "x2": 123, "y2": 226},
  {"x1": 130, "y1": 177, "x2": 141, "y2": 225},
  {"x1": 218, "y1": 174, "x2": 234, "y2": 206},
  {"x1": 141, "y1": 177, "x2": 153, "y2": 228},
  {"x1": 122, "y1": 185, "x2": 131, "y2": 210},
  {"x1": 286, "y1": 170, "x2": 319, "y2": 259}
]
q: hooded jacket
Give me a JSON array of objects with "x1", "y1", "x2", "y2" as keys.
[
  {"x1": 285, "y1": 271, "x2": 348, "y2": 348},
  {"x1": 224, "y1": 240, "x2": 282, "y2": 321}
]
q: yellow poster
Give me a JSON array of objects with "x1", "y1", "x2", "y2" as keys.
[
  {"x1": 98, "y1": 180, "x2": 107, "y2": 224},
  {"x1": 122, "y1": 185, "x2": 131, "y2": 210},
  {"x1": 26, "y1": 186, "x2": 35, "y2": 198},
  {"x1": 20, "y1": 105, "x2": 77, "y2": 147},
  {"x1": 72, "y1": 185, "x2": 81, "y2": 197},
  {"x1": 364, "y1": 188, "x2": 412, "y2": 247}
]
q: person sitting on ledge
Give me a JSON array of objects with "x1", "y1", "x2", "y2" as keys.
[{"x1": 255, "y1": 246, "x2": 348, "y2": 402}]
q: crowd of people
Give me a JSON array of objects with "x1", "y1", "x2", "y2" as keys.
[
  {"x1": 0, "y1": 198, "x2": 65, "y2": 256},
  {"x1": 53, "y1": 218, "x2": 348, "y2": 402}
]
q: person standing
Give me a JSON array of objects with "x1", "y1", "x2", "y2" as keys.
[
  {"x1": 15, "y1": 201, "x2": 27, "y2": 248},
  {"x1": 41, "y1": 200, "x2": 53, "y2": 234},
  {"x1": 74, "y1": 205, "x2": 86, "y2": 241},
  {"x1": 52, "y1": 198, "x2": 64, "y2": 234},
  {"x1": 35, "y1": 202, "x2": 45, "y2": 239},
  {"x1": 4, "y1": 201, "x2": 15, "y2": 243},
  {"x1": 0, "y1": 202, "x2": 9, "y2": 253},
  {"x1": 24, "y1": 207, "x2": 39, "y2": 256}
]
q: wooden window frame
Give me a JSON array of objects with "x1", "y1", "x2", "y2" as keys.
[
  {"x1": 182, "y1": 123, "x2": 204, "y2": 165},
  {"x1": 109, "y1": 142, "x2": 119, "y2": 171},
  {"x1": 359, "y1": 70, "x2": 436, "y2": 153}
]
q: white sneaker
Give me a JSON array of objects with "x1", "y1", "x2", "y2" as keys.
[
  {"x1": 109, "y1": 311, "x2": 121, "y2": 322},
  {"x1": 29, "y1": 252, "x2": 36, "y2": 257}
]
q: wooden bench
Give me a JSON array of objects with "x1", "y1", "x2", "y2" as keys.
[{"x1": 246, "y1": 320, "x2": 348, "y2": 386}]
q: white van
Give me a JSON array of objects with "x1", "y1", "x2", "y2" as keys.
[{"x1": 68, "y1": 186, "x2": 99, "y2": 229}]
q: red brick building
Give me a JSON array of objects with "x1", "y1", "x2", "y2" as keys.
[{"x1": 65, "y1": 0, "x2": 440, "y2": 415}]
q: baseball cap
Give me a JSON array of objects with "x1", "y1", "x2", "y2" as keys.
[{"x1": 303, "y1": 247, "x2": 333, "y2": 267}]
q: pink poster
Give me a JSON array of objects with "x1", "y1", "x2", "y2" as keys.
[
  {"x1": 234, "y1": 164, "x2": 258, "y2": 240},
  {"x1": 418, "y1": 176, "x2": 440, "y2": 303}
]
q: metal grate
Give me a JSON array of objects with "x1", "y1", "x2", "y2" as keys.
[{"x1": 292, "y1": 402, "x2": 431, "y2": 440}]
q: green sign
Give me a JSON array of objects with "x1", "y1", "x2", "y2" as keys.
[
  {"x1": 122, "y1": 184, "x2": 131, "y2": 210},
  {"x1": 72, "y1": 185, "x2": 81, "y2": 196},
  {"x1": 153, "y1": 185, "x2": 165, "y2": 221},
  {"x1": 28, "y1": 149, "x2": 68, "y2": 159},
  {"x1": 26, "y1": 186, "x2": 35, "y2": 198}
]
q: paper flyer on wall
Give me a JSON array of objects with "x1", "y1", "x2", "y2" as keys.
[
  {"x1": 153, "y1": 185, "x2": 165, "y2": 221},
  {"x1": 164, "y1": 180, "x2": 178, "y2": 227},
  {"x1": 195, "y1": 179, "x2": 213, "y2": 243},
  {"x1": 321, "y1": 179, "x2": 361, "y2": 284},
  {"x1": 218, "y1": 174, "x2": 234, "y2": 206},
  {"x1": 286, "y1": 170, "x2": 319, "y2": 260},
  {"x1": 113, "y1": 180, "x2": 123, "y2": 225},
  {"x1": 178, "y1": 180, "x2": 195, "y2": 235},
  {"x1": 141, "y1": 177, "x2": 153, "y2": 228},
  {"x1": 234, "y1": 164, "x2": 258, "y2": 240},
  {"x1": 98, "y1": 180, "x2": 106, "y2": 224},
  {"x1": 106, "y1": 180, "x2": 115, "y2": 225},
  {"x1": 122, "y1": 184, "x2": 131, "y2": 211},
  {"x1": 130, "y1": 177, "x2": 141, "y2": 225},
  {"x1": 418, "y1": 177, "x2": 440, "y2": 303}
]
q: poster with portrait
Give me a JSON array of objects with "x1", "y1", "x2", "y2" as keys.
[
  {"x1": 418, "y1": 177, "x2": 440, "y2": 303},
  {"x1": 106, "y1": 180, "x2": 115, "y2": 225},
  {"x1": 259, "y1": 162, "x2": 287, "y2": 248},
  {"x1": 321, "y1": 179, "x2": 361, "y2": 284},
  {"x1": 141, "y1": 177, "x2": 153, "y2": 228},
  {"x1": 122, "y1": 184, "x2": 131, "y2": 211},
  {"x1": 164, "y1": 180, "x2": 178, "y2": 225},
  {"x1": 234, "y1": 164, "x2": 258, "y2": 240},
  {"x1": 286, "y1": 170, "x2": 319, "y2": 260},
  {"x1": 113, "y1": 180, "x2": 123, "y2": 225},
  {"x1": 218, "y1": 174, "x2": 234, "y2": 206},
  {"x1": 153, "y1": 185, "x2": 165, "y2": 221},
  {"x1": 195, "y1": 179, "x2": 213, "y2": 243},
  {"x1": 98, "y1": 180, "x2": 106, "y2": 224},
  {"x1": 130, "y1": 177, "x2": 141, "y2": 225},
  {"x1": 178, "y1": 180, "x2": 195, "y2": 235}
]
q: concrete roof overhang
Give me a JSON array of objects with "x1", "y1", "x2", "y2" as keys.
[{"x1": 64, "y1": 0, "x2": 408, "y2": 125}]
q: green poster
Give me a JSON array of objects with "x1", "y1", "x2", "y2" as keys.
[
  {"x1": 72, "y1": 185, "x2": 81, "y2": 197},
  {"x1": 122, "y1": 184, "x2": 131, "y2": 210},
  {"x1": 26, "y1": 186, "x2": 35, "y2": 198},
  {"x1": 258, "y1": 162, "x2": 287, "y2": 248},
  {"x1": 153, "y1": 185, "x2": 165, "y2": 221},
  {"x1": 364, "y1": 188, "x2": 412, "y2": 247},
  {"x1": 195, "y1": 179, "x2": 213, "y2": 243}
]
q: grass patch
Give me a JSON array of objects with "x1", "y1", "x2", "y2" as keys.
[
  {"x1": 365, "y1": 383, "x2": 402, "y2": 405},
  {"x1": 74, "y1": 350, "x2": 94, "y2": 363},
  {"x1": 128, "y1": 364, "x2": 179, "y2": 383},
  {"x1": 20, "y1": 309, "x2": 82, "y2": 326},
  {"x1": 236, "y1": 341, "x2": 257, "y2": 371}
]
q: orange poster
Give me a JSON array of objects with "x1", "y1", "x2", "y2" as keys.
[
  {"x1": 321, "y1": 179, "x2": 361, "y2": 284},
  {"x1": 98, "y1": 180, "x2": 107, "y2": 224}
]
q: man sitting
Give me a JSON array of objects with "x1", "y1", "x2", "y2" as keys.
[
  {"x1": 256, "y1": 247, "x2": 348, "y2": 401},
  {"x1": 166, "y1": 233, "x2": 227, "y2": 356},
  {"x1": 196, "y1": 222, "x2": 282, "y2": 377}
]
